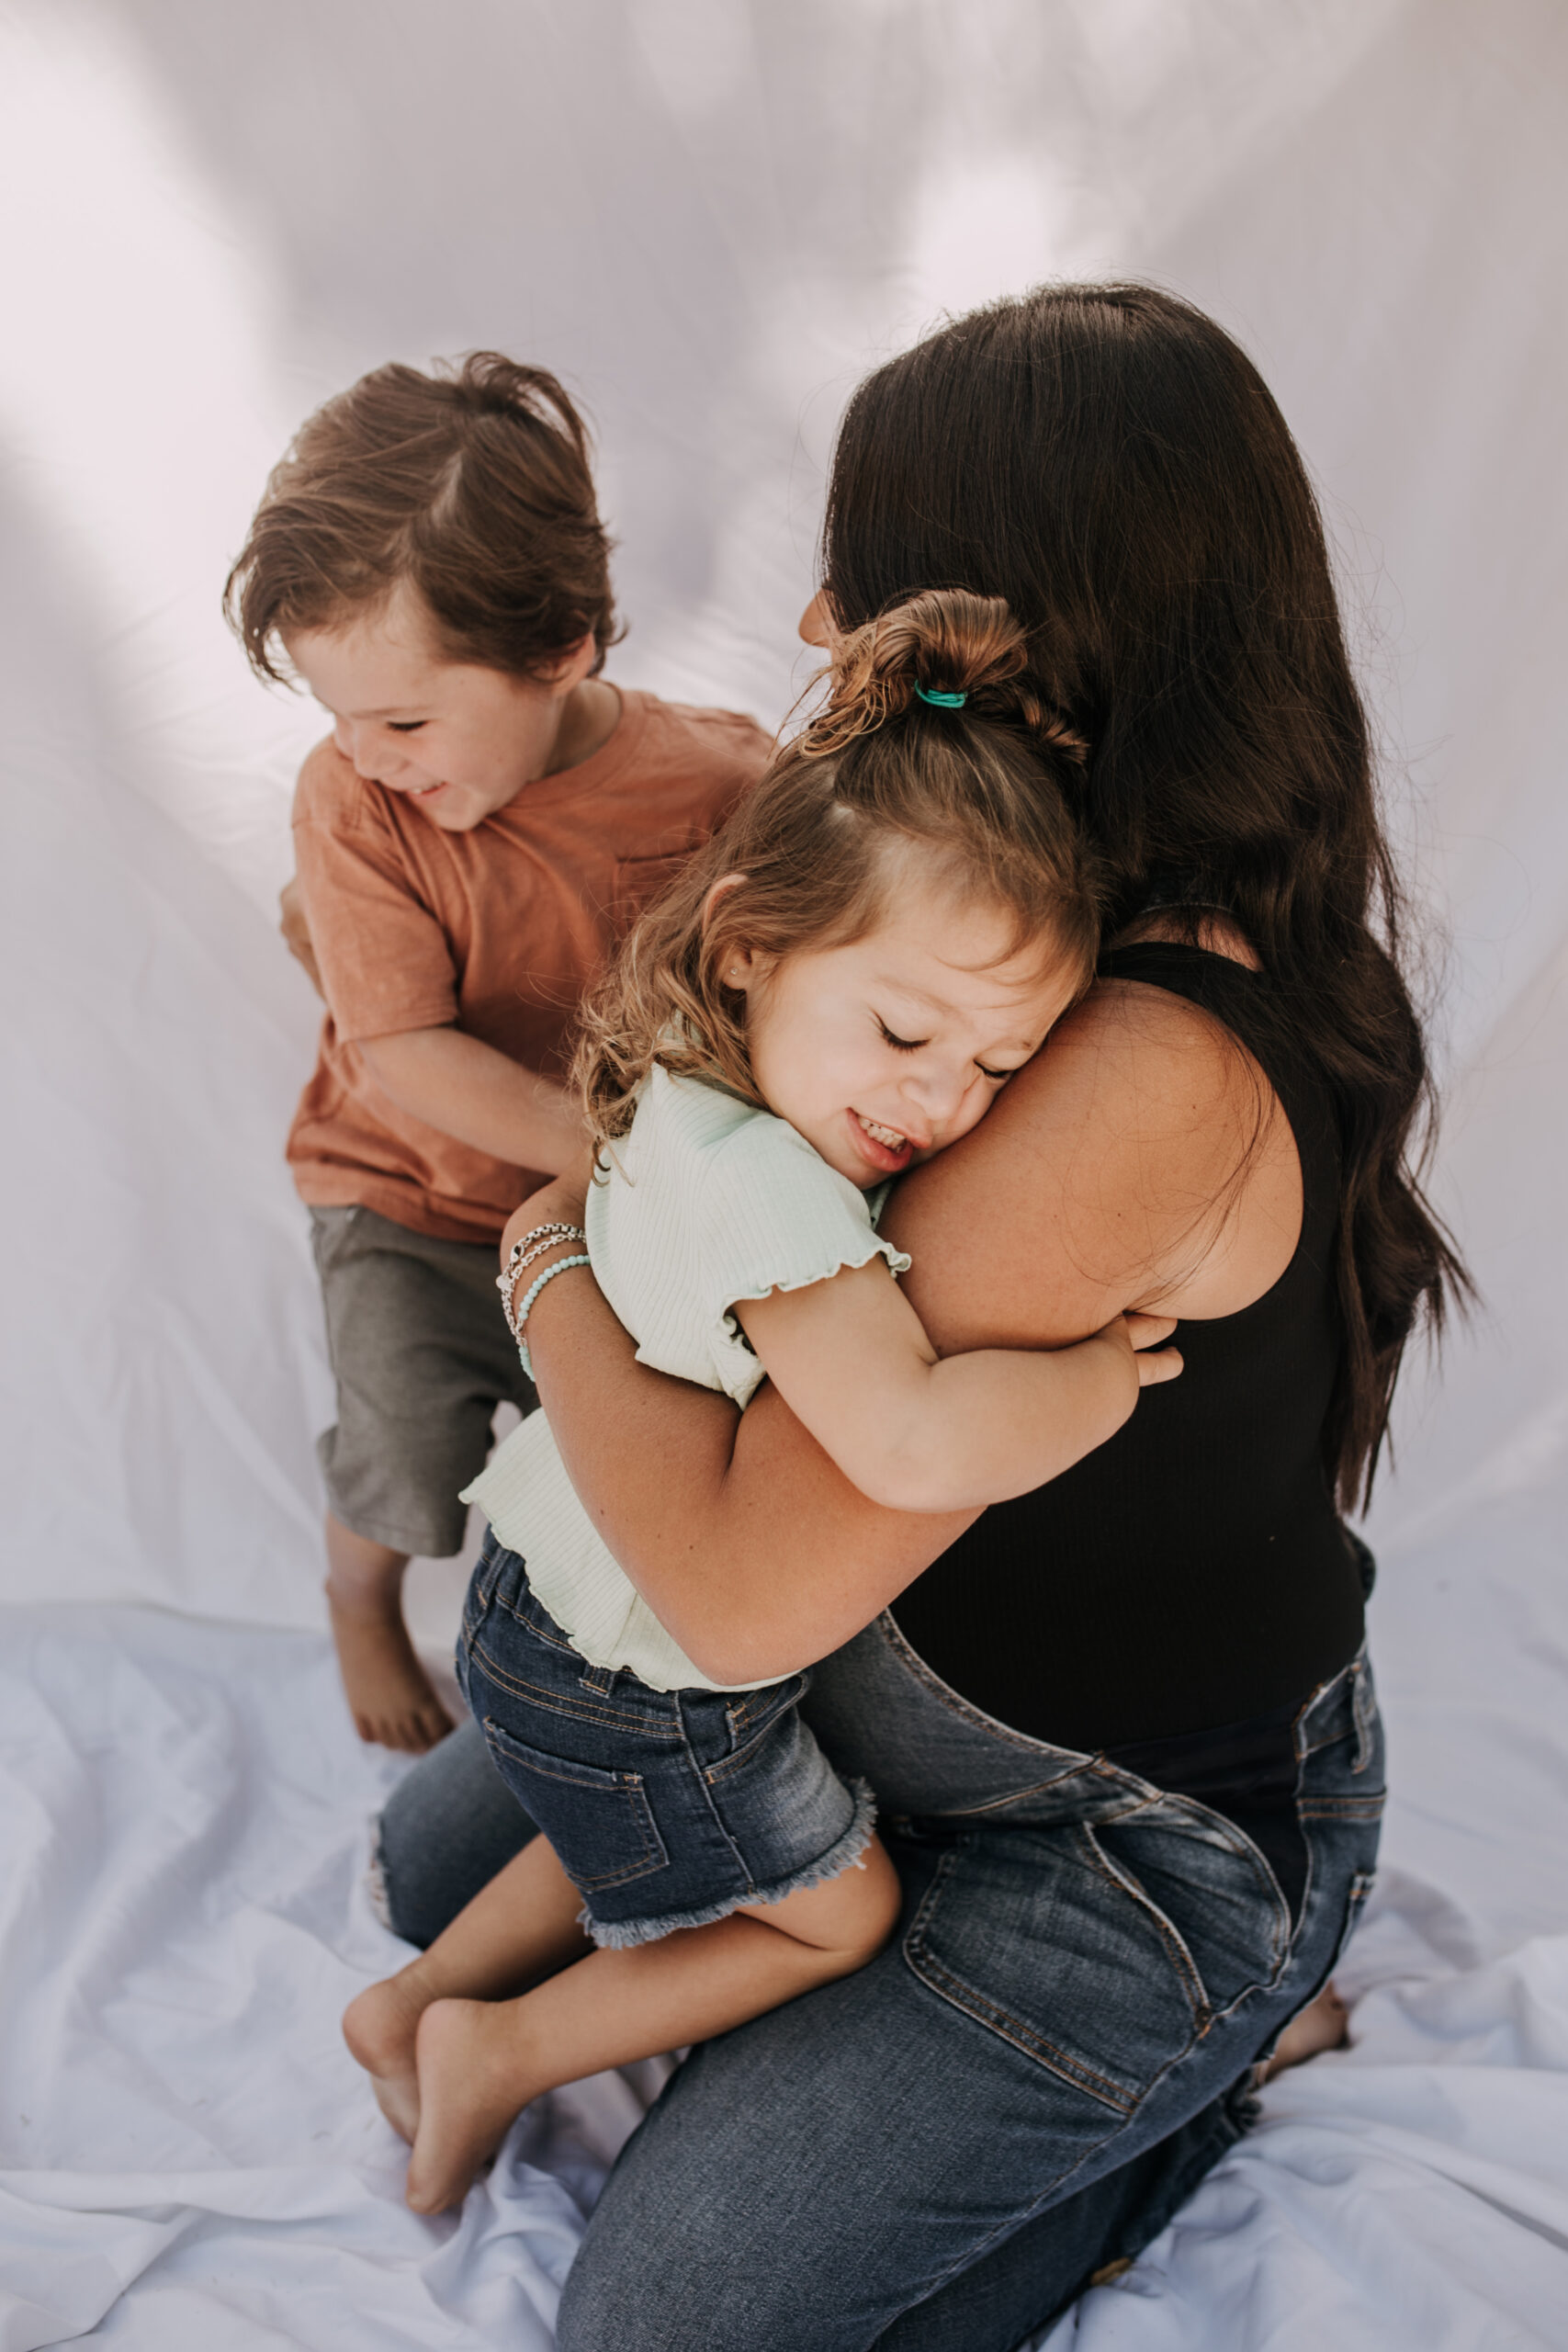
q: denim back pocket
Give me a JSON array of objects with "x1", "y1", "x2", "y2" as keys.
[
  {"x1": 904, "y1": 1826, "x2": 1195, "y2": 2115},
  {"x1": 482, "y1": 1716, "x2": 671, "y2": 1894},
  {"x1": 904, "y1": 1804, "x2": 1293, "y2": 2116}
]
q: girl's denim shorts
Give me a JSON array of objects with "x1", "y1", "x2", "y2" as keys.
[{"x1": 457, "y1": 1532, "x2": 875, "y2": 1948}]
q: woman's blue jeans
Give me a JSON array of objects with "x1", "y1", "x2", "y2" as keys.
[{"x1": 376, "y1": 1612, "x2": 1384, "y2": 2350}]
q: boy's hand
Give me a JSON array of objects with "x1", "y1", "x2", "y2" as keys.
[
  {"x1": 279, "y1": 877, "x2": 325, "y2": 997},
  {"x1": 1100, "y1": 1310, "x2": 1182, "y2": 1387}
]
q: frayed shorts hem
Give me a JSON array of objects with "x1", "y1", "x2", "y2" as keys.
[{"x1": 580, "y1": 1778, "x2": 879, "y2": 1950}]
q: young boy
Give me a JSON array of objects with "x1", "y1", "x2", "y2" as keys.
[{"x1": 226, "y1": 354, "x2": 769, "y2": 1752}]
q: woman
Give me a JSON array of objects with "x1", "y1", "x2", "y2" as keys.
[{"x1": 375, "y1": 284, "x2": 1464, "y2": 2348}]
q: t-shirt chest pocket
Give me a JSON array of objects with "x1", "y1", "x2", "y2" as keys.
[{"x1": 609, "y1": 843, "x2": 705, "y2": 933}]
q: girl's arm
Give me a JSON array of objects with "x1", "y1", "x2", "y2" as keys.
[
  {"x1": 731, "y1": 1261, "x2": 1177, "y2": 1514},
  {"x1": 518, "y1": 978, "x2": 1302, "y2": 1684}
]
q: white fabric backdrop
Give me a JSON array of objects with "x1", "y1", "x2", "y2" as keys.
[{"x1": 2, "y1": 3, "x2": 1566, "y2": 2346}]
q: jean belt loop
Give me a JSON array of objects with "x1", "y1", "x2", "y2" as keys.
[{"x1": 1350, "y1": 1648, "x2": 1375, "y2": 1774}]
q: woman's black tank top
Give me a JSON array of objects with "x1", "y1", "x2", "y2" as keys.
[{"x1": 890, "y1": 941, "x2": 1368, "y2": 1754}]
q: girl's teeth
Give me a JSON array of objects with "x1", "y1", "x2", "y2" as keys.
[{"x1": 859, "y1": 1116, "x2": 905, "y2": 1149}]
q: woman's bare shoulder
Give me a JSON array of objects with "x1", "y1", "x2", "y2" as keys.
[
  {"x1": 883, "y1": 976, "x2": 1297, "y2": 1349},
  {"x1": 1023, "y1": 972, "x2": 1253, "y2": 1116}
]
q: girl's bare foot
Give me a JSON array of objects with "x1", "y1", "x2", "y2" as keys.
[
  {"x1": 1260, "y1": 1981, "x2": 1349, "y2": 2081},
  {"x1": 343, "y1": 1968, "x2": 436, "y2": 2142},
  {"x1": 326, "y1": 1586, "x2": 454, "y2": 1754},
  {"x1": 405, "y1": 1997, "x2": 538, "y2": 2214}
]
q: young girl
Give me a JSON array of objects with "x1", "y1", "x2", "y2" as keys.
[{"x1": 343, "y1": 589, "x2": 1181, "y2": 2212}]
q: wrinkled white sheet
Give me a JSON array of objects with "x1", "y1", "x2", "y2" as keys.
[
  {"x1": 5, "y1": 1592, "x2": 1568, "y2": 2352},
  {"x1": 0, "y1": 1607, "x2": 675, "y2": 2352},
  {"x1": 2, "y1": 0, "x2": 1566, "y2": 2343}
]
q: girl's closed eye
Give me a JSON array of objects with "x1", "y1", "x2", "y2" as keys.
[
  {"x1": 387, "y1": 719, "x2": 428, "y2": 733},
  {"x1": 878, "y1": 1016, "x2": 1014, "y2": 1083}
]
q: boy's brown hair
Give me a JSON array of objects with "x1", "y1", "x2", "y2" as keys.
[
  {"x1": 225, "y1": 353, "x2": 620, "y2": 684},
  {"x1": 573, "y1": 589, "x2": 1102, "y2": 1153}
]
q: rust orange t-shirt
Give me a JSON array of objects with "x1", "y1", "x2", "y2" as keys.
[{"x1": 287, "y1": 688, "x2": 770, "y2": 1243}]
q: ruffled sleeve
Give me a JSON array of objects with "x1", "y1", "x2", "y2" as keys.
[{"x1": 694, "y1": 1113, "x2": 911, "y2": 1406}]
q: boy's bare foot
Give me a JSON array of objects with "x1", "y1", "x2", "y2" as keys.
[
  {"x1": 1260, "y1": 1981, "x2": 1349, "y2": 2081},
  {"x1": 343, "y1": 1968, "x2": 434, "y2": 2143},
  {"x1": 405, "y1": 1997, "x2": 537, "y2": 2214},
  {"x1": 327, "y1": 1587, "x2": 454, "y2": 1753}
]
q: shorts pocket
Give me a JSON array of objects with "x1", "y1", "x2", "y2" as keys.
[{"x1": 482, "y1": 1716, "x2": 670, "y2": 1894}]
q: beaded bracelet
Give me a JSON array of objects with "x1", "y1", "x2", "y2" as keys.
[
  {"x1": 496, "y1": 1223, "x2": 587, "y2": 1344},
  {"x1": 512, "y1": 1253, "x2": 592, "y2": 1379}
]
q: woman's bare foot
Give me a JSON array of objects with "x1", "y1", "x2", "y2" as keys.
[
  {"x1": 327, "y1": 1585, "x2": 454, "y2": 1753},
  {"x1": 1260, "y1": 1981, "x2": 1349, "y2": 2080},
  {"x1": 343, "y1": 1968, "x2": 437, "y2": 2142},
  {"x1": 405, "y1": 1997, "x2": 539, "y2": 2213}
]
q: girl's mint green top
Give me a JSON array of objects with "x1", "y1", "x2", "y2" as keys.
[{"x1": 463, "y1": 1065, "x2": 911, "y2": 1692}]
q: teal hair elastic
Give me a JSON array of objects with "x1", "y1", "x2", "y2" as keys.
[{"x1": 915, "y1": 683, "x2": 967, "y2": 708}]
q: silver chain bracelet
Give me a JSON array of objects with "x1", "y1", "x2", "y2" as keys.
[{"x1": 497, "y1": 1223, "x2": 587, "y2": 1344}]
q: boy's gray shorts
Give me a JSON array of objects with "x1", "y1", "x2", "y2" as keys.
[{"x1": 309, "y1": 1204, "x2": 537, "y2": 1557}]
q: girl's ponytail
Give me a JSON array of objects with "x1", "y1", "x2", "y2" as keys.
[
  {"x1": 576, "y1": 588, "x2": 1105, "y2": 1153},
  {"x1": 803, "y1": 590, "x2": 1089, "y2": 766}
]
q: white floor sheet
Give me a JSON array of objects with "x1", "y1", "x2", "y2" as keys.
[
  {"x1": 3, "y1": 3, "x2": 1566, "y2": 2346},
  {"x1": 0, "y1": 1607, "x2": 674, "y2": 2351}
]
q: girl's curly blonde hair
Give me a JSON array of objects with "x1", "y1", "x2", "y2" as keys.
[{"x1": 573, "y1": 589, "x2": 1102, "y2": 1150}]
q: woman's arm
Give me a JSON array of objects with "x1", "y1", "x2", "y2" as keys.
[
  {"x1": 506, "y1": 1190, "x2": 964, "y2": 1683},
  {"x1": 522, "y1": 1261, "x2": 950, "y2": 1683},
  {"x1": 520, "y1": 979, "x2": 1301, "y2": 1683}
]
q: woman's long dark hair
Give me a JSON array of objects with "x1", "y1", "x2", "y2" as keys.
[{"x1": 822, "y1": 282, "x2": 1468, "y2": 1510}]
